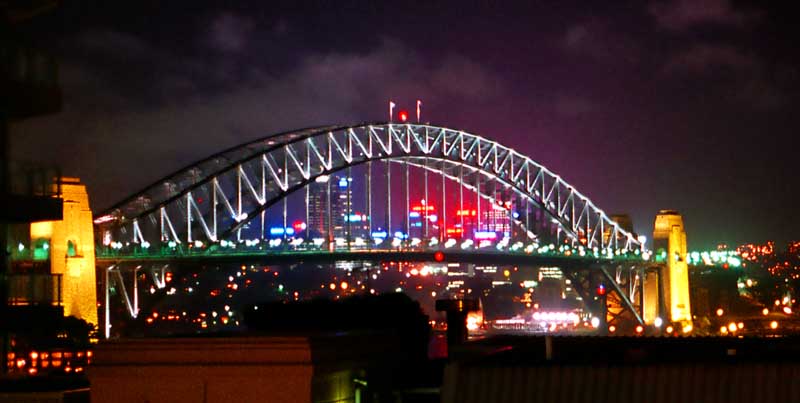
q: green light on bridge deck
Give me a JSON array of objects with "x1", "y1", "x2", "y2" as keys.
[
  {"x1": 32, "y1": 239, "x2": 50, "y2": 261},
  {"x1": 690, "y1": 251, "x2": 700, "y2": 263}
]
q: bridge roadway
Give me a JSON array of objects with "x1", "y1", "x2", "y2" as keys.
[{"x1": 96, "y1": 248, "x2": 646, "y2": 269}]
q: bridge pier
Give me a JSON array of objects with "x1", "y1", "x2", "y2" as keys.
[
  {"x1": 642, "y1": 266, "x2": 661, "y2": 325},
  {"x1": 653, "y1": 210, "x2": 692, "y2": 329}
]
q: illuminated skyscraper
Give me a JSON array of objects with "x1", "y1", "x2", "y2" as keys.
[
  {"x1": 481, "y1": 200, "x2": 512, "y2": 236},
  {"x1": 409, "y1": 201, "x2": 437, "y2": 239},
  {"x1": 454, "y1": 209, "x2": 476, "y2": 239},
  {"x1": 307, "y1": 175, "x2": 354, "y2": 239},
  {"x1": 332, "y1": 176, "x2": 352, "y2": 238},
  {"x1": 307, "y1": 176, "x2": 330, "y2": 238}
]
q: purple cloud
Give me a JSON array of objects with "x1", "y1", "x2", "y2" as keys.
[
  {"x1": 207, "y1": 13, "x2": 255, "y2": 53},
  {"x1": 10, "y1": 33, "x2": 503, "y2": 210},
  {"x1": 561, "y1": 20, "x2": 640, "y2": 64},
  {"x1": 649, "y1": 0, "x2": 757, "y2": 31},
  {"x1": 554, "y1": 94, "x2": 592, "y2": 118},
  {"x1": 663, "y1": 44, "x2": 757, "y2": 74},
  {"x1": 663, "y1": 44, "x2": 786, "y2": 109}
]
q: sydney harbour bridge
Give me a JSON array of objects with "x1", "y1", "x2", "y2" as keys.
[{"x1": 93, "y1": 123, "x2": 689, "y2": 338}]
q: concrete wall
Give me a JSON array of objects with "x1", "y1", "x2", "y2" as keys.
[
  {"x1": 89, "y1": 337, "x2": 315, "y2": 403},
  {"x1": 442, "y1": 361, "x2": 800, "y2": 403}
]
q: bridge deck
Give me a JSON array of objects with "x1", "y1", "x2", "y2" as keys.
[{"x1": 96, "y1": 249, "x2": 646, "y2": 268}]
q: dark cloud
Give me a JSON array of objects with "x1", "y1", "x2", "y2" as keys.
[
  {"x1": 663, "y1": 44, "x2": 787, "y2": 109},
  {"x1": 554, "y1": 94, "x2": 592, "y2": 118},
  {"x1": 561, "y1": 20, "x2": 641, "y2": 64},
  {"x1": 429, "y1": 54, "x2": 504, "y2": 99},
  {"x1": 9, "y1": 2, "x2": 800, "y2": 248},
  {"x1": 648, "y1": 0, "x2": 758, "y2": 31},
  {"x1": 206, "y1": 13, "x2": 255, "y2": 53},
  {"x1": 61, "y1": 30, "x2": 211, "y2": 106},
  {"x1": 11, "y1": 31, "x2": 504, "y2": 211},
  {"x1": 663, "y1": 44, "x2": 757, "y2": 74}
]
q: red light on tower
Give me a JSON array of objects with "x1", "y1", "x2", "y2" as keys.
[
  {"x1": 434, "y1": 251, "x2": 445, "y2": 262},
  {"x1": 398, "y1": 110, "x2": 409, "y2": 122},
  {"x1": 596, "y1": 284, "x2": 607, "y2": 296}
]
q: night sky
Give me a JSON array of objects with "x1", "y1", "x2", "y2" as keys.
[{"x1": 9, "y1": 0, "x2": 800, "y2": 249}]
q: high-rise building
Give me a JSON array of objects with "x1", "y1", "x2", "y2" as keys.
[
  {"x1": 454, "y1": 209, "x2": 476, "y2": 239},
  {"x1": 307, "y1": 175, "x2": 356, "y2": 239},
  {"x1": 408, "y1": 201, "x2": 437, "y2": 239},
  {"x1": 481, "y1": 200, "x2": 511, "y2": 236},
  {"x1": 332, "y1": 176, "x2": 352, "y2": 238},
  {"x1": 307, "y1": 176, "x2": 330, "y2": 238}
]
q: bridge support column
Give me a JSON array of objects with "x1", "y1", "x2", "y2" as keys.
[
  {"x1": 642, "y1": 267, "x2": 660, "y2": 325},
  {"x1": 654, "y1": 210, "x2": 692, "y2": 328},
  {"x1": 104, "y1": 265, "x2": 112, "y2": 339},
  {"x1": 29, "y1": 178, "x2": 98, "y2": 326}
]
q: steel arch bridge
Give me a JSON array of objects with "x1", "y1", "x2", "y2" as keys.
[
  {"x1": 94, "y1": 123, "x2": 655, "y2": 337},
  {"x1": 96, "y1": 123, "x2": 644, "y2": 253}
]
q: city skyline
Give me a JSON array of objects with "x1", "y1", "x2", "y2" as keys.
[
  {"x1": 9, "y1": 1, "x2": 799, "y2": 248},
  {"x1": 8, "y1": 5, "x2": 800, "y2": 401}
]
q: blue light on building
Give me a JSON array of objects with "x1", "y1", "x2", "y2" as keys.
[{"x1": 269, "y1": 227, "x2": 296, "y2": 236}]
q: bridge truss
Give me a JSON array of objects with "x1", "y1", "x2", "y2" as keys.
[
  {"x1": 94, "y1": 123, "x2": 652, "y2": 337},
  {"x1": 96, "y1": 123, "x2": 643, "y2": 252}
]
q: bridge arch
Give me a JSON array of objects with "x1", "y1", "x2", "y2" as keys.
[{"x1": 96, "y1": 123, "x2": 642, "y2": 251}]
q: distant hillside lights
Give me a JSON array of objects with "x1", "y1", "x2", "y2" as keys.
[{"x1": 738, "y1": 241, "x2": 775, "y2": 261}]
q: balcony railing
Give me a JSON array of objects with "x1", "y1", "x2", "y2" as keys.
[
  {"x1": 5, "y1": 273, "x2": 62, "y2": 306},
  {"x1": 0, "y1": 40, "x2": 59, "y2": 87},
  {"x1": 7, "y1": 160, "x2": 62, "y2": 198},
  {"x1": 1, "y1": 161, "x2": 63, "y2": 222}
]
